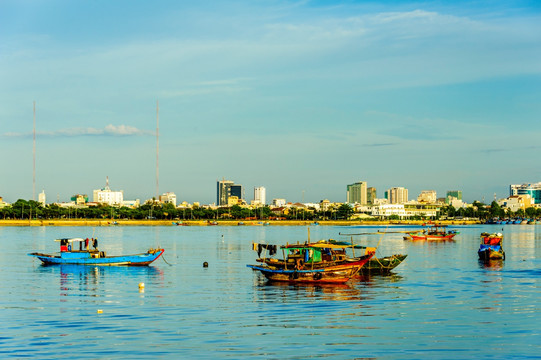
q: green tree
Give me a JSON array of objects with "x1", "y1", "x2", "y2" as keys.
[{"x1": 336, "y1": 204, "x2": 354, "y2": 220}]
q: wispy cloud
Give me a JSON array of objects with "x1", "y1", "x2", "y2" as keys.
[{"x1": 3, "y1": 124, "x2": 154, "y2": 138}]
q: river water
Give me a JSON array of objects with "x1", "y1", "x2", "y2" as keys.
[{"x1": 0, "y1": 224, "x2": 539, "y2": 359}]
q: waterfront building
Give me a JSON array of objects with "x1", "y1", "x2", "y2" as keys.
[
  {"x1": 346, "y1": 181, "x2": 367, "y2": 204},
  {"x1": 254, "y1": 186, "x2": 266, "y2": 205},
  {"x1": 388, "y1": 187, "x2": 408, "y2": 204},
  {"x1": 159, "y1": 192, "x2": 177, "y2": 206},
  {"x1": 510, "y1": 183, "x2": 541, "y2": 204},
  {"x1": 367, "y1": 187, "x2": 377, "y2": 205},
  {"x1": 0, "y1": 197, "x2": 8, "y2": 209},
  {"x1": 272, "y1": 198, "x2": 286, "y2": 207},
  {"x1": 498, "y1": 195, "x2": 533, "y2": 212},
  {"x1": 93, "y1": 177, "x2": 123, "y2": 206},
  {"x1": 39, "y1": 190, "x2": 46, "y2": 206},
  {"x1": 371, "y1": 204, "x2": 407, "y2": 218},
  {"x1": 417, "y1": 190, "x2": 437, "y2": 203},
  {"x1": 231, "y1": 184, "x2": 243, "y2": 200}
]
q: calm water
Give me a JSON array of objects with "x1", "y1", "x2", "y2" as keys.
[{"x1": 0, "y1": 224, "x2": 539, "y2": 359}]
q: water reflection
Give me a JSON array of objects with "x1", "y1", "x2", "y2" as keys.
[
  {"x1": 478, "y1": 259, "x2": 504, "y2": 271},
  {"x1": 253, "y1": 278, "x2": 365, "y2": 301}
]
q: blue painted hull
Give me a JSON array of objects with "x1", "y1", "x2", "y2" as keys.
[{"x1": 29, "y1": 249, "x2": 164, "y2": 266}]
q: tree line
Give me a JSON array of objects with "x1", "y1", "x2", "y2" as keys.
[{"x1": 1, "y1": 199, "x2": 539, "y2": 221}]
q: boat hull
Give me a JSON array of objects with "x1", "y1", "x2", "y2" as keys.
[
  {"x1": 409, "y1": 234, "x2": 456, "y2": 241},
  {"x1": 29, "y1": 249, "x2": 164, "y2": 266},
  {"x1": 478, "y1": 246, "x2": 504, "y2": 261},
  {"x1": 356, "y1": 254, "x2": 407, "y2": 275},
  {"x1": 248, "y1": 257, "x2": 371, "y2": 284}
]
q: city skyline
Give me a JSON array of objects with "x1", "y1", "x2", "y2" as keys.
[{"x1": 1, "y1": 1, "x2": 540, "y2": 204}]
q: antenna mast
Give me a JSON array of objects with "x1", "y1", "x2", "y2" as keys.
[
  {"x1": 156, "y1": 100, "x2": 159, "y2": 201},
  {"x1": 33, "y1": 101, "x2": 36, "y2": 201}
]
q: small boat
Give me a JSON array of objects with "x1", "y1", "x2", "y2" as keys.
[
  {"x1": 207, "y1": 221, "x2": 218, "y2": 226},
  {"x1": 407, "y1": 225, "x2": 458, "y2": 241},
  {"x1": 313, "y1": 239, "x2": 407, "y2": 275},
  {"x1": 248, "y1": 242, "x2": 373, "y2": 284},
  {"x1": 28, "y1": 238, "x2": 164, "y2": 266},
  {"x1": 172, "y1": 221, "x2": 188, "y2": 226},
  {"x1": 478, "y1": 233, "x2": 505, "y2": 261}
]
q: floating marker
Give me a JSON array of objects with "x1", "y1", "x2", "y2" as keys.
[
  {"x1": 97, "y1": 309, "x2": 103, "y2": 314},
  {"x1": 203, "y1": 261, "x2": 208, "y2": 267},
  {"x1": 139, "y1": 282, "x2": 145, "y2": 289}
]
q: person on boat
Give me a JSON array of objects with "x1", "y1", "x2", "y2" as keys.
[
  {"x1": 93, "y1": 238, "x2": 98, "y2": 250},
  {"x1": 60, "y1": 239, "x2": 68, "y2": 252},
  {"x1": 85, "y1": 238, "x2": 90, "y2": 250}
]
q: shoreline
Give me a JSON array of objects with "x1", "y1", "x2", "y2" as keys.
[{"x1": 0, "y1": 219, "x2": 482, "y2": 227}]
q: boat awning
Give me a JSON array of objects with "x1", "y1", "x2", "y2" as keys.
[{"x1": 54, "y1": 238, "x2": 86, "y2": 243}]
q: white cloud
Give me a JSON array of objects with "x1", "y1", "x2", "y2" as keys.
[{"x1": 3, "y1": 124, "x2": 153, "y2": 138}]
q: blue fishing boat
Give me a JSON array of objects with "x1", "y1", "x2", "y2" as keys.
[
  {"x1": 478, "y1": 233, "x2": 505, "y2": 261},
  {"x1": 29, "y1": 238, "x2": 164, "y2": 266}
]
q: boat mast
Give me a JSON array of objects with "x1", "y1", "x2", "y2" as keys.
[
  {"x1": 33, "y1": 100, "x2": 36, "y2": 201},
  {"x1": 156, "y1": 100, "x2": 159, "y2": 201}
]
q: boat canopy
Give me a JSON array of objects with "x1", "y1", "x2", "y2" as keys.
[{"x1": 54, "y1": 238, "x2": 86, "y2": 243}]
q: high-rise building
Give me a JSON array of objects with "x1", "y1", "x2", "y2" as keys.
[
  {"x1": 388, "y1": 187, "x2": 408, "y2": 204},
  {"x1": 217, "y1": 179, "x2": 234, "y2": 206},
  {"x1": 38, "y1": 190, "x2": 46, "y2": 206},
  {"x1": 254, "y1": 186, "x2": 266, "y2": 205},
  {"x1": 347, "y1": 181, "x2": 367, "y2": 204},
  {"x1": 367, "y1": 187, "x2": 377, "y2": 204},
  {"x1": 217, "y1": 179, "x2": 243, "y2": 206},
  {"x1": 510, "y1": 183, "x2": 541, "y2": 204}
]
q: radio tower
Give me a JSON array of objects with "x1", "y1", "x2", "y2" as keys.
[
  {"x1": 156, "y1": 100, "x2": 159, "y2": 201},
  {"x1": 33, "y1": 101, "x2": 36, "y2": 201}
]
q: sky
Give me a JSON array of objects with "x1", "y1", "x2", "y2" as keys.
[{"x1": 1, "y1": 0, "x2": 540, "y2": 205}]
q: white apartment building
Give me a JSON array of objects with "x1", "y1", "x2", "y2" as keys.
[
  {"x1": 159, "y1": 192, "x2": 177, "y2": 207},
  {"x1": 388, "y1": 187, "x2": 408, "y2": 204},
  {"x1": 254, "y1": 186, "x2": 266, "y2": 205},
  {"x1": 272, "y1": 198, "x2": 286, "y2": 207},
  {"x1": 93, "y1": 177, "x2": 123, "y2": 206},
  {"x1": 38, "y1": 190, "x2": 46, "y2": 206}
]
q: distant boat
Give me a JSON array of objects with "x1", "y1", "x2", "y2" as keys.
[
  {"x1": 407, "y1": 224, "x2": 458, "y2": 241},
  {"x1": 478, "y1": 233, "x2": 504, "y2": 261},
  {"x1": 28, "y1": 238, "x2": 164, "y2": 266}
]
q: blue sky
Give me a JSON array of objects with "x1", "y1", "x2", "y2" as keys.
[{"x1": 1, "y1": 0, "x2": 540, "y2": 204}]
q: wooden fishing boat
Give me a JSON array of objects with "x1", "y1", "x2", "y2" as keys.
[
  {"x1": 248, "y1": 242, "x2": 373, "y2": 284},
  {"x1": 407, "y1": 225, "x2": 458, "y2": 241},
  {"x1": 478, "y1": 232, "x2": 505, "y2": 261},
  {"x1": 309, "y1": 239, "x2": 407, "y2": 275},
  {"x1": 28, "y1": 238, "x2": 164, "y2": 266}
]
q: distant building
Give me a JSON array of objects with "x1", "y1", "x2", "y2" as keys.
[
  {"x1": 39, "y1": 190, "x2": 46, "y2": 206},
  {"x1": 498, "y1": 195, "x2": 533, "y2": 212},
  {"x1": 272, "y1": 198, "x2": 286, "y2": 207},
  {"x1": 71, "y1": 194, "x2": 87, "y2": 205},
  {"x1": 388, "y1": 187, "x2": 408, "y2": 204},
  {"x1": 417, "y1": 190, "x2": 437, "y2": 203},
  {"x1": 159, "y1": 192, "x2": 177, "y2": 206},
  {"x1": 446, "y1": 190, "x2": 462, "y2": 204},
  {"x1": 217, "y1": 179, "x2": 243, "y2": 206},
  {"x1": 93, "y1": 177, "x2": 123, "y2": 206},
  {"x1": 347, "y1": 181, "x2": 367, "y2": 204},
  {"x1": 254, "y1": 186, "x2": 266, "y2": 205},
  {"x1": 510, "y1": 183, "x2": 541, "y2": 204},
  {"x1": 0, "y1": 197, "x2": 8, "y2": 209},
  {"x1": 367, "y1": 187, "x2": 377, "y2": 205}
]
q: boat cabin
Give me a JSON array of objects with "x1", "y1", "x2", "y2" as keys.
[{"x1": 55, "y1": 238, "x2": 105, "y2": 259}]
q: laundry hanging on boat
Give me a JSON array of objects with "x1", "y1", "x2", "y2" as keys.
[{"x1": 256, "y1": 244, "x2": 277, "y2": 257}]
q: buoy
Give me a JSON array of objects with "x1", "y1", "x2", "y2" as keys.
[
  {"x1": 139, "y1": 282, "x2": 145, "y2": 289},
  {"x1": 203, "y1": 261, "x2": 208, "y2": 267},
  {"x1": 97, "y1": 309, "x2": 103, "y2": 314}
]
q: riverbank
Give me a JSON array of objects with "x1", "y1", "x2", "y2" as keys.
[{"x1": 0, "y1": 219, "x2": 482, "y2": 226}]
